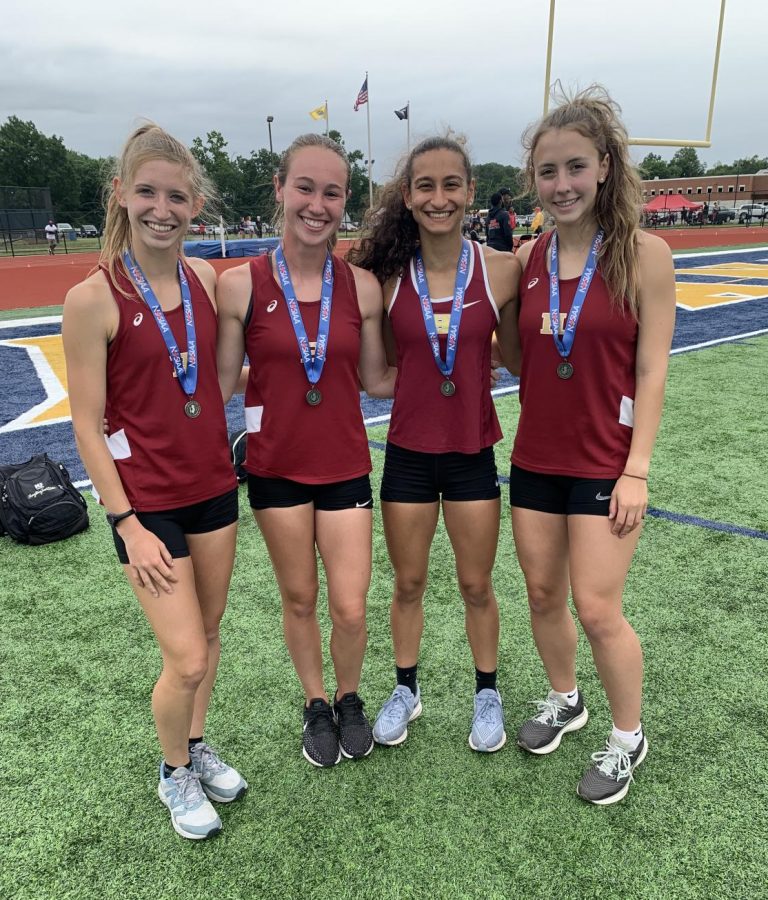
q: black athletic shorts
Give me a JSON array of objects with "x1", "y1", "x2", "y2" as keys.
[
  {"x1": 111, "y1": 488, "x2": 239, "y2": 564},
  {"x1": 380, "y1": 442, "x2": 501, "y2": 503},
  {"x1": 508, "y1": 464, "x2": 617, "y2": 516},
  {"x1": 247, "y1": 473, "x2": 373, "y2": 511}
]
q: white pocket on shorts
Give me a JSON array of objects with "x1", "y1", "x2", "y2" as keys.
[
  {"x1": 619, "y1": 395, "x2": 635, "y2": 428},
  {"x1": 105, "y1": 428, "x2": 132, "y2": 459},
  {"x1": 245, "y1": 405, "x2": 264, "y2": 433}
]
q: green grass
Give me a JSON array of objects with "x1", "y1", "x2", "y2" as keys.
[{"x1": 2, "y1": 338, "x2": 767, "y2": 899}]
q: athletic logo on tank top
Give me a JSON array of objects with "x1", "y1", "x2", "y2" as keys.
[
  {"x1": 528, "y1": 277, "x2": 539, "y2": 289},
  {"x1": 267, "y1": 299, "x2": 278, "y2": 313},
  {"x1": 133, "y1": 312, "x2": 143, "y2": 327}
]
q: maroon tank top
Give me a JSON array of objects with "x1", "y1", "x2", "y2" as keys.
[
  {"x1": 243, "y1": 254, "x2": 371, "y2": 484},
  {"x1": 387, "y1": 240, "x2": 502, "y2": 454},
  {"x1": 512, "y1": 233, "x2": 638, "y2": 478},
  {"x1": 102, "y1": 261, "x2": 236, "y2": 511}
]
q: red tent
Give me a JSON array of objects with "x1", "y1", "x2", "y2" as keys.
[{"x1": 643, "y1": 194, "x2": 703, "y2": 212}]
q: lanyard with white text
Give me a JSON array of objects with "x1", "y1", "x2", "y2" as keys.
[
  {"x1": 549, "y1": 229, "x2": 604, "y2": 379},
  {"x1": 123, "y1": 251, "x2": 201, "y2": 417},
  {"x1": 413, "y1": 239, "x2": 471, "y2": 397},
  {"x1": 274, "y1": 245, "x2": 334, "y2": 406}
]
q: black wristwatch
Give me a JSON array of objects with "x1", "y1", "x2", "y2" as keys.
[{"x1": 106, "y1": 508, "x2": 137, "y2": 528}]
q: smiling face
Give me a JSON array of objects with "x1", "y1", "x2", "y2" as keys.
[
  {"x1": 403, "y1": 149, "x2": 475, "y2": 238},
  {"x1": 116, "y1": 159, "x2": 202, "y2": 251},
  {"x1": 533, "y1": 127, "x2": 609, "y2": 229},
  {"x1": 275, "y1": 146, "x2": 348, "y2": 248}
]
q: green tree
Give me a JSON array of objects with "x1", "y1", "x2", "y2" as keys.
[
  {"x1": 668, "y1": 147, "x2": 704, "y2": 178},
  {"x1": 328, "y1": 129, "x2": 370, "y2": 222},
  {"x1": 190, "y1": 130, "x2": 243, "y2": 222},
  {"x1": 706, "y1": 155, "x2": 768, "y2": 175},
  {"x1": 235, "y1": 148, "x2": 280, "y2": 221},
  {"x1": 638, "y1": 152, "x2": 670, "y2": 180},
  {"x1": 68, "y1": 150, "x2": 108, "y2": 225},
  {"x1": 472, "y1": 163, "x2": 525, "y2": 212},
  {"x1": 0, "y1": 116, "x2": 81, "y2": 214}
]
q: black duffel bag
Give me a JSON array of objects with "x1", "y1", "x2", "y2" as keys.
[{"x1": 0, "y1": 454, "x2": 89, "y2": 545}]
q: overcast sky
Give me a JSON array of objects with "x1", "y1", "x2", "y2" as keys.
[{"x1": 1, "y1": 0, "x2": 765, "y2": 178}]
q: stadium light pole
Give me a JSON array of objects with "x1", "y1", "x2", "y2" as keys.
[{"x1": 266, "y1": 116, "x2": 274, "y2": 155}]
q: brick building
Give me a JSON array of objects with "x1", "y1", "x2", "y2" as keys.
[{"x1": 640, "y1": 172, "x2": 768, "y2": 208}]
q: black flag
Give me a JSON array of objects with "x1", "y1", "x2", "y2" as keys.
[{"x1": 394, "y1": 106, "x2": 409, "y2": 120}]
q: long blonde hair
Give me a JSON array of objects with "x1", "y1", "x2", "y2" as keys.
[
  {"x1": 523, "y1": 85, "x2": 642, "y2": 316},
  {"x1": 100, "y1": 123, "x2": 216, "y2": 295}
]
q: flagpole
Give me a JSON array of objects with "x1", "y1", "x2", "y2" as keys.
[
  {"x1": 325, "y1": 99, "x2": 329, "y2": 137},
  {"x1": 407, "y1": 101, "x2": 410, "y2": 150},
  {"x1": 365, "y1": 72, "x2": 373, "y2": 207}
]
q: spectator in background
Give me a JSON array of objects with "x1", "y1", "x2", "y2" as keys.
[
  {"x1": 486, "y1": 189, "x2": 514, "y2": 252},
  {"x1": 502, "y1": 188, "x2": 517, "y2": 232},
  {"x1": 45, "y1": 219, "x2": 58, "y2": 255},
  {"x1": 531, "y1": 206, "x2": 544, "y2": 235},
  {"x1": 254, "y1": 216, "x2": 263, "y2": 238}
]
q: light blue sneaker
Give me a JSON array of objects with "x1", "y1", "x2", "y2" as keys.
[
  {"x1": 157, "y1": 764, "x2": 222, "y2": 840},
  {"x1": 189, "y1": 741, "x2": 248, "y2": 803},
  {"x1": 469, "y1": 688, "x2": 507, "y2": 752},
  {"x1": 373, "y1": 684, "x2": 422, "y2": 746}
]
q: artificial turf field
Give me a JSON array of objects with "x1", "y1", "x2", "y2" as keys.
[{"x1": 2, "y1": 329, "x2": 767, "y2": 900}]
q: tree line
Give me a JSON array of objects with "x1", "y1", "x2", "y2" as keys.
[{"x1": 0, "y1": 116, "x2": 764, "y2": 227}]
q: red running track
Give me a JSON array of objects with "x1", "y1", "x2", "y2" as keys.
[{"x1": 0, "y1": 232, "x2": 764, "y2": 311}]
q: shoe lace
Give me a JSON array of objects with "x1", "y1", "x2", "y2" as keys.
[
  {"x1": 531, "y1": 696, "x2": 566, "y2": 726},
  {"x1": 475, "y1": 693, "x2": 501, "y2": 725},
  {"x1": 590, "y1": 741, "x2": 634, "y2": 782},
  {"x1": 191, "y1": 742, "x2": 226, "y2": 775},
  {"x1": 337, "y1": 694, "x2": 365, "y2": 724},
  {"x1": 384, "y1": 686, "x2": 413, "y2": 720},
  {"x1": 307, "y1": 704, "x2": 336, "y2": 735},
  {"x1": 173, "y1": 768, "x2": 205, "y2": 805}
]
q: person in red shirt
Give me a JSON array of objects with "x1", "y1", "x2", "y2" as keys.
[
  {"x1": 504, "y1": 86, "x2": 676, "y2": 804},
  {"x1": 349, "y1": 137, "x2": 520, "y2": 752},
  {"x1": 62, "y1": 124, "x2": 247, "y2": 840},
  {"x1": 217, "y1": 134, "x2": 394, "y2": 769}
]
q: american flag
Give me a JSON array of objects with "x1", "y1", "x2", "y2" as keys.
[{"x1": 353, "y1": 77, "x2": 368, "y2": 111}]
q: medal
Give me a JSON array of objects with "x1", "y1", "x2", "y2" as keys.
[
  {"x1": 275, "y1": 245, "x2": 333, "y2": 405},
  {"x1": 414, "y1": 240, "x2": 471, "y2": 393},
  {"x1": 123, "y1": 252, "x2": 199, "y2": 416},
  {"x1": 549, "y1": 230, "x2": 604, "y2": 379}
]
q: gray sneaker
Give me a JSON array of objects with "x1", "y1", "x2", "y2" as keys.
[
  {"x1": 516, "y1": 690, "x2": 588, "y2": 755},
  {"x1": 577, "y1": 735, "x2": 648, "y2": 805},
  {"x1": 469, "y1": 688, "x2": 507, "y2": 752},
  {"x1": 373, "y1": 684, "x2": 422, "y2": 746},
  {"x1": 189, "y1": 741, "x2": 248, "y2": 803},
  {"x1": 157, "y1": 764, "x2": 222, "y2": 840}
]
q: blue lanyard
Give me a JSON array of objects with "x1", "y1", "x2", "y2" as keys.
[
  {"x1": 413, "y1": 239, "x2": 472, "y2": 379},
  {"x1": 123, "y1": 252, "x2": 197, "y2": 398},
  {"x1": 274, "y1": 245, "x2": 333, "y2": 386},
  {"x1": 549, "y1": 229, "x2": 604, "y2": 359}
]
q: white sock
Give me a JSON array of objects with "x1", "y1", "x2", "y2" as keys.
[
  {"x1": 611, "y1": 723, "x2": 643, "y2": 751},
  {"x1": 551, "y1": 687, "x2": 579, "y2": 707}
]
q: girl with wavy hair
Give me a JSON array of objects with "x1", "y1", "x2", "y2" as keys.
[
  {"x1": 509, "y1": 86, "x2": 676, "y2": 804},
  {"x1": 350, "y1": 136, "x2": 520, "y2": 753}
]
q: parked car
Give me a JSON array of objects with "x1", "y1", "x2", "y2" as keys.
[
  {"x1": 188, "y1": 223, "x2": 206, "y2": 235},
  {"x1": 738, "y1": 203, "x2": 768, "y2": 223},
  {"x1": 55, "y1": 223, "x2": 76, "y2": 237},
  {"x1": 79, "y1": 224, "x2": 100, "y2": 238},
  {"x1": 517, "y1": 212, "x2": 535, "y2": 229}
]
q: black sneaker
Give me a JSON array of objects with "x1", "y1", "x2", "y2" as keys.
[
  {"x1": 577, "y1": 735, "x2": 648, "y2": 805},
  {"x1": 333, "y1": 692, "x2": 374, "y2": 760},
  {"x1": 516, "y1": 690, "x2": 588, "y2": 755},
  {"x1": 302, "y1": 698, "x2": 341, "y2": 768}
]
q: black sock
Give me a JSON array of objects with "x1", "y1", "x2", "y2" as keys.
[
  {"x1": 163, "y1": 760, "x2": 192, "y2": 779},
  {"x1": 188, "y1": 736, "x2": 203, "y2": 748},
  {"x1": 475, "y1": 668, "x2": 497, "y2": 693},
  {"x1": 396, "y1": 664, "x2": 418, "y2": 695}
]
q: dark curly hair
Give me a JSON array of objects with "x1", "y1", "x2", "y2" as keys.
[{"x1": 348, "y1": 136, "x2": 472, "y2": 283}]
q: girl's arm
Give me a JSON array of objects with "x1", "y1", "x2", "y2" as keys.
[
  {"x1": 609, "y1": 233, "x2": 676, "y2": 537},
  {"x1": 486, "y1": 247, "x2": 523, "y2": 376},
  {"x1": 215, "y1": 265, "x2": 251, "y2": 404},
  {"x1": 353, "y1": 266, "x2": 397, "y2": 399},
  {"x1": 62, "y1": 277, "x2": 178, "y2": 597}
]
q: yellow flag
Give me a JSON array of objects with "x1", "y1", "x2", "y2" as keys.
[{"x1": 309, "y1": 103, "x2": 327, "y2": 121}]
